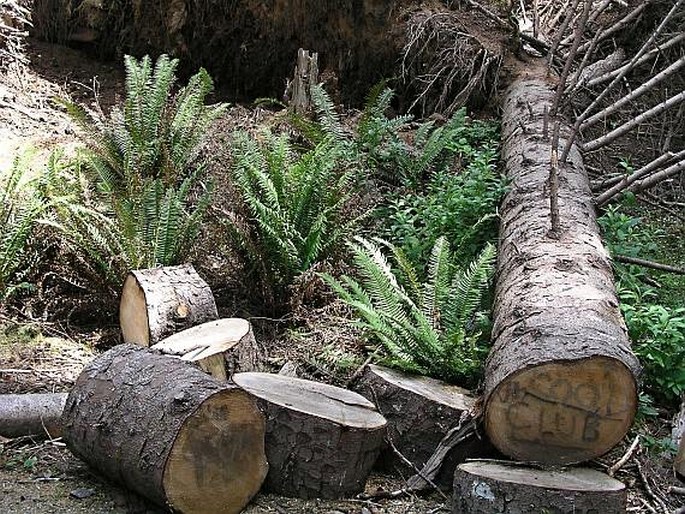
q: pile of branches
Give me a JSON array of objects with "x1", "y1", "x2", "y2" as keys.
[{"x1": 0, "y1": 0, "x2": 31, "y2": 69}]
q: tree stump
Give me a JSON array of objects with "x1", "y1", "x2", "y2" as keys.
[
  {"x1": 356, "y1": 364, "x2": 483, "y2": 483},
  {"x1": 0, "y1": 393, "x2": 67, "y2": 438},
  {"x1": 62, "y1": 344, "x2": 268, "y2": 514},
  {"x1": 286, "y1": 48, "x2": 319, "y2": 114},
  {"x1": 232, "y1": 372, "x2": 387, "y2": 499},
  {"x1": 120, "y1": 264, "x2": 218, "y2": 347},
  {"x1": 453, "y1": 461, "x2": 626, "y2": 514},
  {"x1": 486, "y1": 67, "x2": 641, "y2": 465},
  {"x1": 151, "y1": 318, "x2": 260, "y2": 381}
]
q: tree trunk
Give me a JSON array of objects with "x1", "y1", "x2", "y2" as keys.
[
  {"x1": 62, "y1": 344, "x2": 268, "y2": 514},
  {"x1": 0, "y1": 393, "x2": 67, "y2": 438},
  {"x1": 119, "y1": 264, "x2": 218, "y2": 347},
  {"x1": 485, "y1": 65, "x2": 641, "y2": 465},
  {"x1": 232, "y1": 372, "x2": 387, "y2": 499},
  {"x1": 151, "y1": 318, "x2": 260, "y2": 381},
  {"x1": 356, "y1": 364, "x2": 485, "y2": 485},
  {"x1": 452, "y1": 461, "x2": 627, "y2": 514}
]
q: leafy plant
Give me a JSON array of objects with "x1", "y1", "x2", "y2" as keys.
[
  {"x1": 323, "y1": 236, "x2": 495, "y2": 385},
  {"x1": 52, "y1": 54, "x2": 224, "y2": 287},
  {"x1": 227, "y1": 130, "x2": 358, "y2": 308},
  {"x1": 0, "y1": 152, "x2": 48, "y2": 300}
]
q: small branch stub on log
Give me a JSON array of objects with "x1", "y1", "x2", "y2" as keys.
[
  {"x1": 453, "y1": 461, "x2": 627, "y2": 514},
  {"x1": 151, "y1": 318, "x2": 260, "y2": 380},
  {"x1": 62, "y1": 344, "x2": 268, "y2": 514},
  {"x1": 120, "y1": 264, "x2": 218, "y2": 347},
  {"x1": 488, "y1": 68, "x2": 640, "y2": 465},
  {"x1": 356, "y1": 364, "x2": 483, "y2": 484},
  {"x1": 0, "y1": 393, "x2": 68, "y2": 438},
  {"x1": 233, "y1": 372, "x2": 387, "y2": 499}
]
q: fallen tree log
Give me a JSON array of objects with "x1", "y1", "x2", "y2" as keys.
[
  {"x1": 120, "y1": 264, "x2": 218, "y2": 347},
  {"x1": 0, "y1": 393, "x2": 67, "y2": 438},
  {"x1": 151, "y1": 318, "x2": 260, "y2": 380},
  {"x1": 356, "y1": 364, "x2": 485, "y2": 484},
  {"x1": 453, "y1": 461, "x2": 627, "y2": 513},
  {"x1": 485, "y1": 65, "x2": 641, "y2": 465},
  {"x1": 233, "y1": 372, "x2": 387, "y2": 499},
  {"x1": 62, "y1": 344, "x2": 268, "y2": 514}
]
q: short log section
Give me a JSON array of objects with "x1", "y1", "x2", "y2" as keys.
[
  {"x1": 232, "y1": 372, "x2": 387, "y2": 499},
  {"x1": 62, "y1": 344, "x2": 268, "y2": 514},
  {"x1": 676, "y1": 434, "x2": 685, "y2": 479},
  {"x1": 486, "y1": 68, "x2": 641, "y2": 465},
  {"x1": 453, "y1": 461, "x2": 626, "y2": 514},
  {"x1": 151, "y1": 318, "x2": 260, "y2": 380},
  {"x1": 356, "y1": 364, "x2": 479, "y2": 480},
  {"x1": 0, "y1": 393, "x2": 68, "y2": 438},
  {"x1": 120, "y1": 264, "x2": 218, "y2": 347}
]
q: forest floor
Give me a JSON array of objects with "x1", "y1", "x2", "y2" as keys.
[{"x1": 1, "y1": 39, "x2": 684, "y2": 514}]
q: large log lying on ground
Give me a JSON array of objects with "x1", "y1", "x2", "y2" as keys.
[
  {"x1": 453, "y1": 461, "x2": 627, "y2": 513},
  {"x1": 0, "y1": 393, "x2": 67, "y2": 438},
  {"x1": 233, "y1": 372, "x2": 387, "y2": 499},
  {"x1": 120, "y1": 264, "x2": 218, "y2": 347},
  {"x1": 485, "y1": 65, "x2": 641, "y2": 465},
  {"x1": 356, "y1": 364, "x2": 485, "y2": 484},
  {"x1": 151, "y1": 318, "x2": 260, "y2": 380},
  {"x1": 62, "y1": 344, "x2": 268, "y2": 514}
]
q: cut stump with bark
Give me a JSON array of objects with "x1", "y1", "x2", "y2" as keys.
[
  {"x1": 62, "y1": 344, "x2": 268, "y2": 514},
  {"x1": 356, "y1": 364, "x2": 484, "y2": 483},
  {"x1": 0, "y1": 393, "x2": 68, "y2": 438},
  {"x1": 120, "y1": 263, "x2": 218, "y2": 347},
  {"x1": 485, "y1": 66, "x2": 641, "y2": 465},
  {"x1": 151, "y1": 318, "x2": 260, "y2": 381},
  {"x1": 232, "y1": 372, "x2": 387, "y2": 499},
  {"x1": 453, "y1": 461, "x2": 627, "y2": 514}
]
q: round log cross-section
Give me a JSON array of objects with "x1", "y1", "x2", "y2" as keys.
[
  {"x1": 119, "y1": 264, "x2": 218, "y2": 347},
  {"x1": 453, "y1": 461, "x2": 627, "y2": 514},
  {"x1": 233, "y1": 372, "x2": 387, "y2": 499},
  {"x1": 485, "y1": 68, "x2": 640, "y2": 465},
  {"x1": 62, "y1": 344, "x2": 268, "y2": 514}
]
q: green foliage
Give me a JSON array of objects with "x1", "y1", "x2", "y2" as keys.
[
  {"x1": 323, "y1": 236, "x2": 495, "y2": 385},
  {"x1": 228, "y1": 130, "x2": 357, "y2": 306},
  {"x1": 53, "y1": 54, "x2": 223, "y2": 287},
  {"x1": 382, "y1": 123, "x2": 505, "y2": 269},
  {"x1": 0, "y1": 152, "x2": 48, "y2": 300}
]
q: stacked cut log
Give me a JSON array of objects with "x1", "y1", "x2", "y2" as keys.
[
  {"x1": 151, "y1": 318, "x2": 260, "y2": 380},
  {"x1": 0, "y1": 393, "x2": 67, "y2": 438},
  {"x1": 356, "y1": 364, "x2": 488, "y2": 485},
  {"x1": 233, "y1": 372, "x2": 387, "y2": 499},
  {"x1": 120, "y1": 264, "x2": 218, "y2": 347},
  {"x1": 62, "y1": 344, "x2": 268, "y2": 514},
  {"x1": 485, "y1": 64, "x2": 641, "y2": 466},
  {"x1": 453, "y1": 461, "x2": 627, "y2": 514}
]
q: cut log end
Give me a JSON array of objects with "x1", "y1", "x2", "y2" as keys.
[
  {"x1": 163, "y1": 390, "x2": 268, "y2": 514},
  {"x1": 453, "y1": 461, "x2": 627, "y2": 514},
  {"x1": 485, "y1": 357, "x2": 637, "y2": 465},
  {"x1": 120, "y1": 273, "x2": 150, "y2": 346}
]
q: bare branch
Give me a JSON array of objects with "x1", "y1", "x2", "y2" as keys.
[
  {"x1": 573, "y1": 1, "x2": 651, "y2": 54},
  {"x1": 614, "y1": 255, "x2": 685, "y2": 275},
  {"x1": 586, "y1": 32, "x2": 685, "y2": 88},
  {"x1": 583, "y1": 90, "x2": 685, "y2": 152},
  {"x1": 629, "y1": 157, "x2": 685, "y2": 194},
  {"x1": 583, "y1": 55, "x2": 685, "y2": 129},
  {"x1": 596, "y1": 149, "x2": 685, "y2": 206},
  {"x1": 547, "y1": 0, "x2": 582, "y2": 70}
]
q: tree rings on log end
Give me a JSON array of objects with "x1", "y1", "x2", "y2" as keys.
[
  {"x1": 233, "y1": 372, "x2": 387, "y2": 499},
  {"x1": 163, "y1": 390, "x2": 268, "y2": 514},
  {"x1": 485, "y1": 358, "x2": 637, "y2": 465},
  {"x1": 453, "y1": 461, "x2": 626, "y2": 514}
]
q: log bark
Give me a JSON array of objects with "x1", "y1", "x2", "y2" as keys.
[
  {"x1": 120, "y1": 264, "x2": 218, "y2": 347},
  {"x1": 356, "y1": 364, "x2": 484, "y2": 484},
  {"x1": 677, "y1": 433, "x2": 685, "y2": 479},
  {"x1": 485, "y1": 65, "x2": 641, "y2": 465},
  {"x1": 0, "y1": 393, "x2": 67, "y2": 438},
  {"x1": 452, "y1": 461, "x2": 627, "y2": 514},
  {"x1": 232, "y1": 372, "x2": 387, "y2": 499},
  {"x1": 62, "y1": 344, "x2": 268, "y2": 514},
  {"x1": 151, "y1": 318, "x2": 260, "y2": 381}
]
